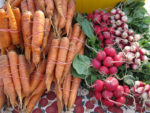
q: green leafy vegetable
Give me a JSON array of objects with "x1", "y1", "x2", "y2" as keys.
[{"x1": 72, "y1": 54, "x2": 91, "y2": 75}]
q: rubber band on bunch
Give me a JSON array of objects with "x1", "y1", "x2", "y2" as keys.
[
  {"x1": 0, "y1": 29, "x2": 19, "y2": 33},
  {"x1": 70, "y1": 37, "x2": 85, "y2": 44}
]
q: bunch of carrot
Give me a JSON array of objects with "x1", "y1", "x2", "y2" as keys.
[{"x1": 0, "y1": 0, "x2": 86, "y2": 112}]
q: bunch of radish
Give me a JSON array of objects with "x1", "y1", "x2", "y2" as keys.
[
  {"x1": 131, "y1": 81, "x2": 150, "y2": 108},
  {"x1": 93, "y1": 77, "x2": 129, "y2": 107},
  {"x1": 88, "y1": 10, "x2": 116, "y2": 47},
  {"x1": 110, "y1": 8, "x2": 149, "y2": 70},
  {"x1": 92, "y1": 47, "x2": 124, "y2": 75}
]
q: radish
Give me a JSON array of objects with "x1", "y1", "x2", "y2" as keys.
[
  {"x1": 111, "y1": 9, "x2": 117, "y2": 15},
  {"x1": 141, "y1": 55, "x2": 148, "y2": 61},
  {"x1": 104, "y1": 77, "x2": 119, "y2": 91},
  {"x1": 144, "y1": 84, "x2": 150, "y2": 92},
  {"x1": 102, "y1": 99, "x2": 114, "y2": 106},
  {"x1": 111, "y1": 16, "x2": 115, "y2": 20},
  {"x1": 132, "y1": 64, "x2": 139, "y2": 70},
  {"x1": 93, "y1": 80, "x2": 104, "y2": 91},
  {"x1": 104, "y1": 47, "x2": 116, "y2": 57},
  {"x1": 128, "y1": 29, "x2": 134, "y2": 35},
  {"x1": 110, "y1": 35, "x2": 115, "y2": 40},
  {"x1": 94, "y1": 91, "x2": 102, "y2": 101},
  {"x1": 122, "y1": 23, "x2": 128, "y2": 30},
  {"x1": 92, "y1": 58, "x2": 101, "y2": 69},
  {"x1": 115, "y1": 14, "x2": 120, "y2": 20},
  {"x1": 98, "y1": 35, "x2": 104, "y2": 41},
  {"x1": 103, "y1": 57, "x2": 113, "y2": 67},
  {"x1": 124, "y1": 46, "x2": 131, "y2": 52},
  {"x1": 115, "y1": 37, "x2": 121, "y2": 43},
  {"x1": 117, "y1": 27, "x2": 123, "y2": 31},
  {"x1": 139, "y1": 48, "x2": 145, "y2": 55},
  {"x1": 102, "y1": 90, "x2": 113, "y2": 99},
  {"x1": 111, "y1": 19, "x2": 115, "y2": 24},
  {"x1": 114, "y1": 85, "x2": 124, "y2": 97},
  {"x1": 103, "y1": 32, "x2": 111, "y2": 39},
  {"x1": 115, "y1": 96, "x2": 126, "y2": 107},
  {"x1": 120, "y1": 12, "x2": 125, "y2": 16},
  {"x1": 116, "y1": 20, "x2": 122, "y2": 26},
  {"x1": 122, "y1": 39, "x2": 128, "y2": 44},
  {"x1": 122, "y1": 31, "x2": 128, "y2": 38},
  {"x1": 134, "y1": 34, "x2": 141, "y2": 41},
  {"x1": 123, "y1": 85, "x2": 130, "y2": 96},
  {"x1": 99, "y1": 66, "x2": 109, "y2": 75},
  {"x1": 135, "y1": 81, "x2": 144, "y2": 88},
  {"x1": 102, "y1": 13, "x2": 110, "y2": 22},
  {"x1": 112, "y1": 24, "x2": 117, "y2": 28},
  {"x1": 130, "y1": 45, "x2": 137, "y2": 52},
  {"x1": 135, "y1": 87, "x2": 144, "y2": 94},
  {"x1": 109, "y1": 66, "x2": 118, "y2": 75},
  {"x1": 94, "y1": 25, "x2": 101, "y2": 35},
  {"x1": 87, "y1": 13, "x2": 93, "y2": 20},
  {"x1": 104, "y1": 39, "x2": 114, "y2": 45},
  {"x1": 128, "y1": 36, "x2": 134, "y2": 41},
  {"x1": 135, "y1": 58, "x2": 141, "y2": 65},
  {"x1": 94, "y1": 10, "x2": 99, "y2": 14},
  {"x1": 113, "y1": 55, "x2": 123, "y2": 67},
  {"x1": 135, "y1": 52, "x2": 140, "y2": 58},
  {"x1": 121, "y1": 16, "x2": 128, "y2": 22},
  {"x1": 96, "y1": 51, "x2": 106, "y2": 61},
  {"x1": 115, "y1": 30, "x2": 121, "y2": 36},
  {"x1": 126, "y1": 52, "x2": 135, "y2": 62}
]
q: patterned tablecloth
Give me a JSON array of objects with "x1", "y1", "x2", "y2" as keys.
[{"x1": 2, "y1": 85, "x2": 149, "y2": 113}]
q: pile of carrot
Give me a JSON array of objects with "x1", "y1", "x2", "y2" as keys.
[{"x1": 0, "y1": 0, "x2": 86, "y2": 113}]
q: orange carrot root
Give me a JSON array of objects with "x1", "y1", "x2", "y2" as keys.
[
  {"x1": 21, "y1": 0, "x2": 28, "y2": 13},
  {"x1": 27, "y1": 0, "x2": 35, "y2": 15},
  {"x1": 46, "y1": 38, "x2": 60, "y2": 91},
  {"x1": 32, "y1": 11, "x2": 45, "y2": 65}
]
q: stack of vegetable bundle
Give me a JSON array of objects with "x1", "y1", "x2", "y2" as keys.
[{"x1": 0, "y1": 0, "x2": 86, "y2": 113}]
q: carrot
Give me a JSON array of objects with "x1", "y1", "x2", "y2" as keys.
[
  {"x1": 61, "y1": 23, "x2": 81, "y2": 83},
  {"x1": 45, "y1": 0, "x2": 54, "y2": 18},
  {"x1": 25, "y1": 76, "x2": 46, "y2": 107},
  {"x1": 11, "y1": 0, "x2": 22, "y2": 8},
  {"x1": 22, "y1": 11, "x2": 32, "y2": 62},
  {"x1": 0, "y1": 9, "x2": 11, "y2": 49},
  {"x1": 21, "y1": 0, "x2": 28, "y2": 13},
  {"x1": 35, "y1": 0, "x2": 46, "y2": 13},
  {"x1": 8, "y1": 51, "x2": 22, "y2": 105},
  {"x1": 55, "y1": 37, "x2": 69, "y2": 84},
  {"x1": 63, "y1": 71, "x2": 72, "y2": 108},
  {"x1": 58, "y1": 0, "x2": 67, "y2": 30},
  {"x1": 75, "y1": 32, "x2": 85, "y2": 54},
  {"x1": 43, "y1": 31, "x2": 55, "y2": 56},
  {"x1": 7, "y1": 2, "x2": 20, "y2": 45},
  {"x1": 0, "y1": 55, "x2": 16, "y2": 108},
  {"x1": 68, "y1": 48, "x2": 84, "y2": 108},
  {"x1": 46, "y1": 71, "x2": 54, "y2": 91},
  {"x1": 26, "y1": 90, "x2": 45, "y2": 113},
  {"x1": 12, "y1": 8, "x2": 24, "y2": 49},
  {"x1": 0, "y1": 77, "x2": 5, "y2": 110},
  {"x1": 54, "y1": 0, "x2": 64, "y2": 18},
  {"x1": 46, "y1": 38, "x2": 60, "y2": 91},
  {"x1": 65, "y1": 0, "x2": 75, "y2": 35},
  {"x1": 30, "y1": 59, "x2": 46, "y2": 93},
  {"x1": 26, "y1": 0, "x2": 35, "y2": 15},
  {"x1": 55, "y1": 83, "x2": 63, "y2": 113},
  {"x1": 41, "y1": 18, "x2": 51, "y2": 52},
  {"x1": 18, "y1": 55, "x2": 30, "y2": 96},
  {"x1": 32, "y1": 11, "x2": 45, "y2": 65}
]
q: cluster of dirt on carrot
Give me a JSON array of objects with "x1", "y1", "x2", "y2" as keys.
[{"x1": 0, "y1": 0, "x2": 86, "y2": 113}]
